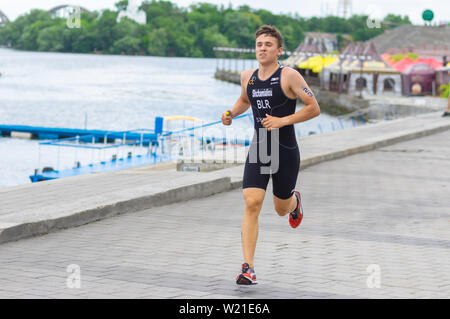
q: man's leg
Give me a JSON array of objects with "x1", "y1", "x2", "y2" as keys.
[
  {"x1": 271, "y1": 145, "x2": 301, "y2": 223},
  {"x1": 241, "y1": 187, "x2": 266, "y2": 268},
  {"x1": 273, "y1": 194, "x2": 297, "y2": 217},
  {"x1": 273, "y1": 191, "x2": 304, "y2": 229}
]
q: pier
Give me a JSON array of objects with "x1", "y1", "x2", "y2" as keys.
[
  {"x1": 1, "y1": 115, "x2": 253, "y2": 183},
  {"x1": 0, "y1": 124, "x2": 160, "y2": 143}
]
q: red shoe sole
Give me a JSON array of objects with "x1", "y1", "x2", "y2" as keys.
[
  {"x1": 236, "y1": 273, "x2": 257, "y2": 285},
  {"x1": 289, "y1": 191, "x2": 303, "y2": 228}
]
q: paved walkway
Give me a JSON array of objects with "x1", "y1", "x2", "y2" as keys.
[
  {"x1": 1, "y1": 112, "x2": 450, "y2": 244},
  {"x1": 0, "y1": 129, "x2": 449, "y2": 298}
]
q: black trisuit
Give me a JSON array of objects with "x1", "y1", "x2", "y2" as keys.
[{"x1": 242, "y1": 64, "x2": 300, "y2": 199}]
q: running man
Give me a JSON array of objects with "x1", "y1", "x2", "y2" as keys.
[{"x1": 221, "y1": 25, "x2": 320, "y2": 285}]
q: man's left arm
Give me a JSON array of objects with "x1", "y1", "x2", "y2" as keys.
[{"x1": 261, "y1": 69, "x2": 320, "y2": 131}]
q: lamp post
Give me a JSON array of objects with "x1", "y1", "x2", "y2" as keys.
[
  {"x1": 320, "y1": 53, "x2": 326, "y2": 89},
  {"x1": 358, "y1": 54, "x2": 366, "y2": 99},
  {"x1": 305, "y1": 52, "x2": 311, "y2": 82},
  {"x1": 338, "y1": 54, "x2": 345, "y2": 93}
]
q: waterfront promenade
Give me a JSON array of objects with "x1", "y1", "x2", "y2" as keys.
[{"x1": 0, "y1": 111, "x2": 449, "y2": 298}]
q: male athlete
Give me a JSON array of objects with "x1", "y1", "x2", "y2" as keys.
[{"x1": 221, "y1": 25, "x2": 320, "y2": 285}]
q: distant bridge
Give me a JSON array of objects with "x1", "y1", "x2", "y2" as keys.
[
  {"x1": 0, "y1": 10, "x2": 9, "y2": 25},
  {"x1": 48, "y1": 5, "x2": 91, "y2": 18}
]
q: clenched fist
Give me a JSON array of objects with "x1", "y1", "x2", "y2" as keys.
[
  {"x1": 222, "y1": 110, "x2": 233, "y2": 126},
  {"x1": 261, "y1": 114, "x2": 284, "y2": 131}
]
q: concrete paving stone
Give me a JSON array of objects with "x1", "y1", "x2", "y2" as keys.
[
  {"x1": 170, "y1": 295, "x2": 213, "y2": 299},
  {"x1": 0, "y1": 293, "x2": 26, "y2": 299},
  {"x1": 1, "y1": 125, "x2": 450, "y2": 298},
  {"x1": 46, "y1": 294, "x2": 86, "y2": 299},
  {"x1": 169, "y1": 289, "x2": 212, "y2": 297},
  {"x1": 72, "y1": 293, "x2": 119, "y2": 299},
  {"x1": 77, "y1": 283, "x2": 124, "y2": 293},
  {"x1": 197, "y1": 294, "x2": 240, "y2": 299},
  {"x1": 103, "y1": 291, "x2": 154, "y2": 299},
  {"x1": 133, "y1": 294, "x2": 167, "y2": 299},
  {"x1": 142, "y1": 290, "x2": 185, "y2": 298},
  {"x1": 411, "y1": 291, "x2": 443, "y2": 299},
  {"x1": 13, "y1": 294, "x2": 53, "y2": 299}
]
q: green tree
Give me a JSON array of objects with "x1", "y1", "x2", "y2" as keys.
[
  {"x1": 384, "y1": 14, "x2": 411, "y2": 26},
  {"x1": 115, "y1": 0, "x2": 129, "y2": 12},
  {"x1": 19, "y1": 19, "x2": 55, "y2": 50},
  {"x1": 201, "y1": 25, "x2": 231, "y2": 57},
  {"x1": 70, "y1": 12, "x2": 100, "y2": 52},
  {"x1": 93, "y1": 10, "x2": 119, "y2": 52},
  {"x1": 134, "y1": 23, "x2": 153, "y2": 54},
  {"x1": 10, "y1": 10, "x2": 52, "y2": 46},
  {"x1": 112, "y1": 35, "x2": 140, "y2": 54},
  {"x1": 71, "y1": 28, "x2": 96, "y2": 52},
  {"x1": 147, "y1": 28, "x2": 168, "y2": 56},
  {"x1": 347, "y1": 14, "x2": 385, "y2": 42},
  {"x1": 141, "y1": 0, "x2": 185, "y2": 26},
  {"x1": 254, "y1": 9, "x2": 279, "y2": 26},
  {"x1": 115, "y1": 16, "x2": 139, "y2": 39},
  {"x1": 0, "y1": 24, "x2": 12, "y2": 45},
  {"x1": 1, "y1": 1, "x2": 416, "y2": 58},
  {"x1": 223, "y1": 11, "x2": 254, "y2": 48},
  {"x1": 37, "y1": 24, "x2": 65, "y2": 51}
]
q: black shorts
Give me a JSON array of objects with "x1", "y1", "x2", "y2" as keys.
[{"x1": 242, "y1": 143, "x2": 300, "y2": 200}]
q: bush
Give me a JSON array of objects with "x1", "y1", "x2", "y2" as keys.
[
  {"x1": 439, "y1": 84, "x2": 450, "y2": 98},
  {"x1": 112, "y1": 35, "x2": 140, "y2": 54}
]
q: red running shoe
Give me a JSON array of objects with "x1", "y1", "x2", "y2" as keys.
[
  {"x1": 289, "y1": 191, "x2": 304, "y2": 228},
  {"x1": 236, "y1": 263, "x2": 257, "y2": 285}
]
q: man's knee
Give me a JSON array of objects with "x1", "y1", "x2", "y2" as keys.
[
  {"x1": 244, "y1": 197, "x2": 263, "y2": 213},
  {"x1": 274, "y1": 204, "x2": 288, "y2": 216},
  {"x1": 273, "y1": 195, "x2": 295, "y2": 216}
]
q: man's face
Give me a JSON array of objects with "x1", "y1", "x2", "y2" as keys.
[{"x1": 255, "y1": 34, "x2": 282, "y2": 64}]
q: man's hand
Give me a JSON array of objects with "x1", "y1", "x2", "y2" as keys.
[
  {"x1": 222, "y1": 110, "x2": 233, "y2": 126},
  {"x1": 261, "y1": 114, "x2": 285, "y2": 131}
]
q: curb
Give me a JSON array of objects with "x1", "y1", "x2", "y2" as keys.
[{"x1": 0, "y1": 176, "x2": 231, "y2": 244}]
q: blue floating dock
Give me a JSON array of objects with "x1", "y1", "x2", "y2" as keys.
[
  {"x1": 2, "y1": 114, "x2": 254, "y2": 183},
  {"x1": 0, "y1": 124, "x2": 159, "y2": 144},
  {"x1": 30, "y1": 153, "x2": 174, "y2": 183}
]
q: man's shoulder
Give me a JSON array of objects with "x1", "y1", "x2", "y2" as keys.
[
  {"x1": 281, "y1": 66, "x2": 303, "y2": 83},
  {"x1": 281, "y1": 66, "x2": 298, "y2": 76},
  {"x1": 241, "y1": 68, "x2": 256, "y2": 78},
  {"x1": 240, "y1": 68, "x2": 256, "y2": 86}
]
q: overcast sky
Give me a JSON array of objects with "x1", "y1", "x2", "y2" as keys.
[{"x1": 1, "y1": 0, "x2": 449, "y2": 25}]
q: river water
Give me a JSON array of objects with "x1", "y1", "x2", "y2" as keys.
[{"x1": 0, "y1": 48, "x2": 353, "y2": 188}]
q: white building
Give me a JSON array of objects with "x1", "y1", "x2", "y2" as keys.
[{"x1": 117, "y1": 0, "x2": 146, "y2": 24}]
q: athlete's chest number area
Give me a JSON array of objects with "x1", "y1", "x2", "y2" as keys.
[{"x1": 256, "y1": 99, "x2": 271, "y2": 109}]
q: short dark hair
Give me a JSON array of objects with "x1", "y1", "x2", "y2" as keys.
[{"x1": 255, "y1": 25, "x2": 283, "y2": 48}]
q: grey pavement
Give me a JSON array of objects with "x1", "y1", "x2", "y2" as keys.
[
  {"x1": 0, "y1": 127, "x2": 449, "y2": 298},
  {"x1": 1, "y1": 111, "x2": 450, "y2": 244}
]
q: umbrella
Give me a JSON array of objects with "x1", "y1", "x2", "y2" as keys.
[{"x1": 298, "y1": 55, "x2": 339, "y2": 73}]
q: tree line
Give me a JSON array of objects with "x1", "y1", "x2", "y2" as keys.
[{"x1": 0, "y1": 0, "x2": 412, "y2": 58}]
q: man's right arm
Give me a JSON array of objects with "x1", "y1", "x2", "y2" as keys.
[
  {"x1": 222, "y1": 70, "x2": 253, "y2": 125},
  {"x1": 230, "y1": 70, "x2": 252, "y2": 117}
]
